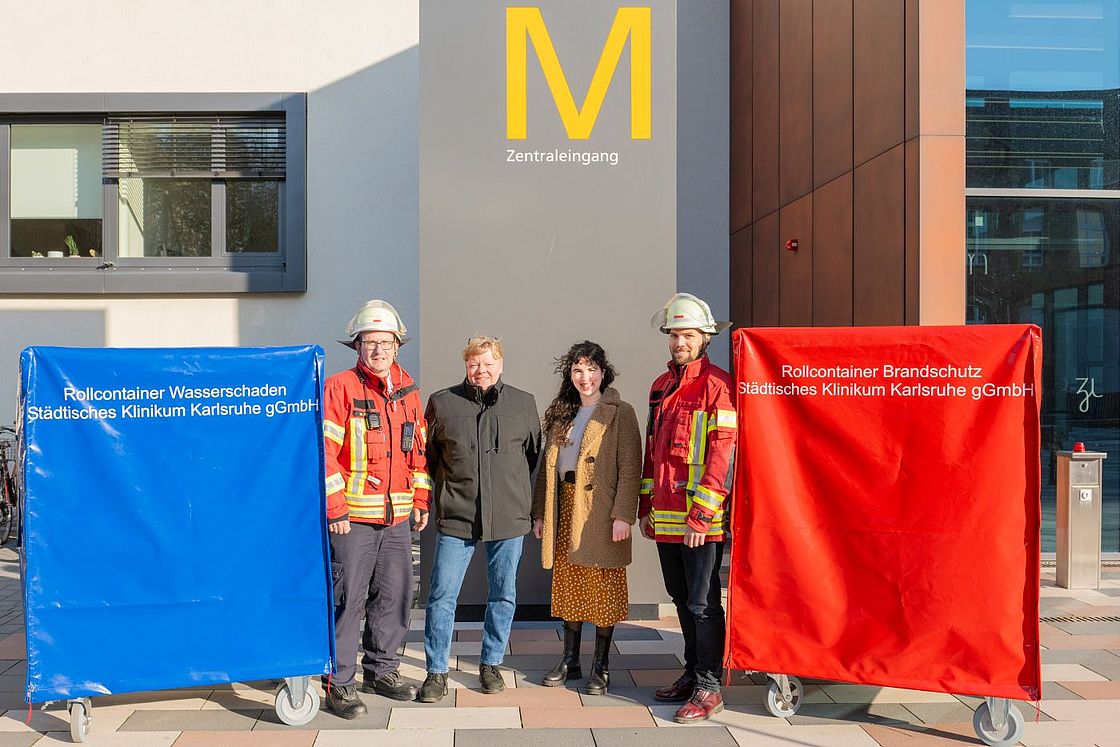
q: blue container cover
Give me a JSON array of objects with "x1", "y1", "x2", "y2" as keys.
[{"x1": 19, "y1": 346, "x2": 334, "y2": 702}]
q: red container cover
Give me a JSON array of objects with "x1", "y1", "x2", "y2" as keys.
[{"x1": 728, "y1": 325, "x2": 1042, "y2": 700}]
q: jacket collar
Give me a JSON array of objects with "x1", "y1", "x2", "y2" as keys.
[
  {"x1": 463, "y1": 376, "x2": 504, "y2": 406},
  {"x1": 666, "y1": 354, "x2": 710, "y2": 383},
  {"x1": 595, "y1": 386, "x2": 622, "y2": 408},
  {"x1": 355, "y1": 361, "x2": 413, "y2": 394}
]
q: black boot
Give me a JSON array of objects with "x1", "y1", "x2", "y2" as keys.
[
  {"x1": 324, "y1": 683, "x2": 368, "y2": 720},
  {"x1": 543, "y1": 621, "x2": 583, "y2": 686},
  {"x1": 585, "y1": 625, "x2": 613, "y2": 695}
]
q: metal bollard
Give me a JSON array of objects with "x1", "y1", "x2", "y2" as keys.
[{"x1": 1055, "y1": 443, "x2": 1107, "y2": 589}]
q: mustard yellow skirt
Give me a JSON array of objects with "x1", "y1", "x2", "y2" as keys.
[{"x1": 551, "y1": 481, "x2": 628, "y2": 627}]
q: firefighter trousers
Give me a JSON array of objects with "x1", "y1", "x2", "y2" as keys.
[{"x1": 327, "y1": 519, "x2": 413, "y2": 686}]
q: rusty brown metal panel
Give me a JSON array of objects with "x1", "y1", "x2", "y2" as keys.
[
  {"x1": 779, "y1": 193, "x2": 814, "y2": 326},
  {"x1": 905, "y1": 138, "x2": 920, "y2": 324},
  {"x1": 730, "y1": 225, "x2": 753, "y2": 328},
  {"x1": 780, "y1": 0, "x2": 813, "y2": 205},
  {"x1": 753, "y1": 0, "x2": 780, "y2": 220},
  {"x1": 731, "y1": 0, "x2": 753, "y2": 233},
  {"x1": 813, "y1": 0, "x2": 853, "y2": 188},
  {"x1": 812, "y1": 173, "x2": 854, "y2": 325},
  {"x1": 853, "y1": 144, "x2": 905, "y2": 325},
  {"x1": 853, "y1": 0, "x2": 905, "y2": 166},
  {"x1": 905, "y1": 0, "x2": 919, "y2": 140},
  {"x1": 752, "y1": 211, "x2": 781, "y2": 327}
]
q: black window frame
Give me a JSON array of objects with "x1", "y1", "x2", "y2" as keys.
[{"x1": 0, "y1": 93, "x2": 306, "y2": 294}]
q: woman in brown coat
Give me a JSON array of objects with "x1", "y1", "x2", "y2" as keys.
[{"x1": 531, "y1": 341, "x2": 643, "y2": 695}]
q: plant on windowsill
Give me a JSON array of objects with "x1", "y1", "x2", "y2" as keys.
[
  {"x1": 64, "y1": 235, "x2": 80, "y2": 258},
  {"x1": 31, "y1": 251, "x2": 44, "y2": 258}
]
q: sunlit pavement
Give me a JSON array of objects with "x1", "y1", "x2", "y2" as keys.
[{"x1": 0, "y1": 549, "x2": 1116, "y2": 746}]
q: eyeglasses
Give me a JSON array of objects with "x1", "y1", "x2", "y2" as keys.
[
  {"x1": 358, "y1": 339, "x2": 399, "y2": 351},
  {"x1": 467, "y1": 335, "x2": 500, "y2": 345}
]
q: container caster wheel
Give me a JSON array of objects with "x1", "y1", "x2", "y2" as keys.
[
  {"x1": 68, "y1": 698, "x2": 91, "y2": 743},
  {"x1": 973, "y1": 699, "x2": 1024, "y2": 746},
  {"x1": 764, "y1": 675, "x2": 803, "y2": 718},
  {"x1": 275, "y1": 679, "x2": 320, "y2": 726}
]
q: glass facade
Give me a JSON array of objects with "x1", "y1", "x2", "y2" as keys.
[{"x1": 966, "y1": 0, "x2": 1119, "y2": 552}]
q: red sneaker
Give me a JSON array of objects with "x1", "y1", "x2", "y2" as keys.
[{"x1": 672, "y1": 688, "x2": 724, "y2": 723}]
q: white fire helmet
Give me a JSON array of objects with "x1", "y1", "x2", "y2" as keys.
[
  {"x1": 650, "y1": 293, "x2": 731, "y2": 335},
  {"x1": 340, "y1": 299, "x2": 410, "y2": 348}
]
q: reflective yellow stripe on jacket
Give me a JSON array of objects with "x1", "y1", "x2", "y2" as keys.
[
  {"x1": 347, "y1": 416, "x2": 368, "y2": 496},
  {"x1": 345, "y1": 492, "x2": 416, "y2": 521},
  {"x1": 710, "y1": 409, "x2": 737, "y2": 431},
  {"x1": 688, "y1": 411, "x2": 708, "y2": 465},
  {"x1": 650, "y1": 508, "x2": 724, "y2": 536},
  {"x1": 325, "y1": 472, "x2": 346, "y2": 496},
  {"x1": 412, "y1": 470, "x2": 433, "y2": 491},
  {"x1": 324, "y1": 418, "x2": 345, "y2": 445}
]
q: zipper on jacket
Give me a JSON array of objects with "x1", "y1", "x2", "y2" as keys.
[
  {"x1": 478, "y1": 396, "x2": 488, "y2": 538},
  {"x1": 386, "y1": 389, "x2": 395, "y2": 523}
]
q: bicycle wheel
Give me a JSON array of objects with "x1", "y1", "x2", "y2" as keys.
[
  {"x1": 0, "y1": 476, "x2": 14, "y2": 546},
  {"x1": 0, "y1": 500, "x2": 11, "y2": 547}
]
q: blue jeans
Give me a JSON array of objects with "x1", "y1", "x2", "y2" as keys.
[{"x1": 424, "y1": 532, "x2": 524, "y2": 674}]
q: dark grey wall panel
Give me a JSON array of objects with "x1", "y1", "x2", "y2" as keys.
[{"x1": 678, "y1": 0, "x2": 730, "y2": 370}]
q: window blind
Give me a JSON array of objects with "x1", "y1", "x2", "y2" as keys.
[{"x1": 103, "y1": 115, "x2": 285, "y2": 178}]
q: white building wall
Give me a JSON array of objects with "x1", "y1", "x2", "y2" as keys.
[{"x1": 0, "y1": 0, "x2": 421, "y2": 423}]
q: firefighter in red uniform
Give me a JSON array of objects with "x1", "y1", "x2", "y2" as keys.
[
  {"x1": 639, "y1": 293, "x2": 737, "y2": 723},
  {"x1": 321, "y1": 299, "x2": 432, "y2": 718}
]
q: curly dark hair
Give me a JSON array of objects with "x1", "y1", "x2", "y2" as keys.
[{"x1": 542, "y1": 340, "x2": 618, "y2": 443}]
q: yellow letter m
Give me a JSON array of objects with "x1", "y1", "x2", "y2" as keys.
[{"x1": 506, "y1": 6, "x2": 651, "y2": 140}]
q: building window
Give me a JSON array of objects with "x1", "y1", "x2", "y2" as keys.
[
  {"x1": 1, "y1": 94, "x2": 306, "y2": 293},
  {"x1": 9, "y1": 124, "x2": 104, "y2": 259}
]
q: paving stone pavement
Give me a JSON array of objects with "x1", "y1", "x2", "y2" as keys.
[{"x1": 1, "y1": 549, "x2": 1118, "y2": 745}]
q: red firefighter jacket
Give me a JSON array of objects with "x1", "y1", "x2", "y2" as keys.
[
  {"x1": 322, "y1": 361, "x2": 431, "y2": 526},
  {"x1": 638, "y1": 355, "x2": 737, "y2": 542}
]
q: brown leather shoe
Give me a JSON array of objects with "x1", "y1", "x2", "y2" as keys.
[
  {"x1": 672, "y1": 688, "x2": 724, "y2": 723},
  {"x1": 653, "y1": 674, "x2": 696, "y2": 702}
]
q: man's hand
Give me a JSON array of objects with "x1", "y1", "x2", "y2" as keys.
[
  {"x1": 532, "y1": 518, "x2": 543, "y2": 539},
  {"x1": 611, "y1": 519, "x2": 631, "y2": 542},
  {"x1": 412, "y1": 509, "x2": 429, "y2": 532},
  {"x1": 639, "y1": 515, "x2": 654, "y2": 539},
  {"x1": 683, "y1": 528, "x2": 706, "y2": 548},
  {"x1": 329, "y1": 519, "x2": 351, "y2": 535}
]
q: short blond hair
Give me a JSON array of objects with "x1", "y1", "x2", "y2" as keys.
[{"x1": 462, "y1": 336, "x2": 503, "y2": 361}]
